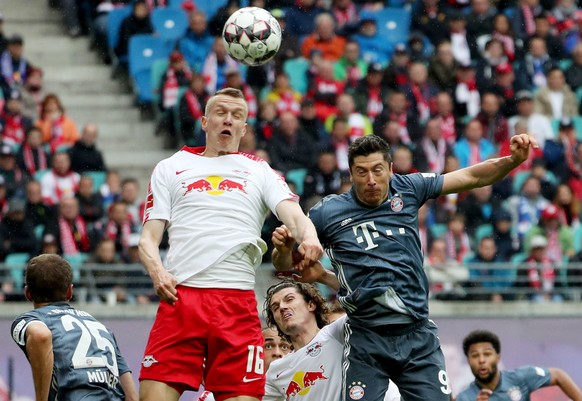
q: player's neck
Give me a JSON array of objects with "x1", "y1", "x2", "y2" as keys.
[{"x1": 290, "y1": 326, "x2": 320, "y2": 350}]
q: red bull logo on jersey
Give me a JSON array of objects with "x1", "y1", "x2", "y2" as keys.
[
  {"x1": 285, "y1": 365, "x2": 328, "y2": 398},
  {"x1": 182, "y1": 175, "x2": 247, "y2": 196},
  {"x1": 305, "y1": 342, "x2": 323, "y2": 357}
]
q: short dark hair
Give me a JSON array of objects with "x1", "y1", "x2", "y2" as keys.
[
  {"x1": 462, "y1": 330, "x2": 501, "y2": 356},
  {"x1": 348, "y1": 135, "x2": 392, "y2": 170},
  {"x1": 25, "y1": 254, "x2": 72, "y2": 303},
  {"x1": 264, "y1": 280, "x2": 330, "y2": 343}
]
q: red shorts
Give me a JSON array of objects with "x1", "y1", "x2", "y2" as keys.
[{"x1": 139, "y1": 286, "x2": 265, "y2": 400}]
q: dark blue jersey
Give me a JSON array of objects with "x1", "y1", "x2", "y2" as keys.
[
  {"x1": 456, "y1": 366, "x2": 552, "y2": 401},
  {"x1": 11, "y1": 302, "x2": 130, "y2": 401},
  {"x1": 309, "y1": 173, "x2": 444, "y2": 325}
]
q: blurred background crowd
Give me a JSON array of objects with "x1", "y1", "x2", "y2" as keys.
[{"x1": 0, "y1": 0, "x2": 582, "y2": 304}]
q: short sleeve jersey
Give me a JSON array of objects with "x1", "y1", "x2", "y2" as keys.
[
  {"x1": 456, "y1": 366, "x2": 552, "y2": 401},
  {"x1": 309, "y1": 173, "x2": 444, "y2": 325},
  {"x1": 11, "y1": 303, "x2": 130, "y2": 401},
  {"x1": 143, "y1": 147, "x2": 297, "y2": 284},
  {"x1": 264, "y1": 315, "x2": 347, "y2": 401}
]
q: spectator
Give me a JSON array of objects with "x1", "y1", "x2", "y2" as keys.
[
  {"x1": 76, "y1": 175, "x2": 105, "y2": 224},
  {"x1": 507, "y1": 175, "x2": 549, "y2": 242},
  {"x1": 454, "y1": 63, "x2": 481, "y2": 119},
  {"x1": 415, "y1": 118, "x2": 454, "y2": 174},
  {"x1": 475, "y1": 92, "x2": 510, "y2": 148},
  {"x1": 407, "y1": 32, "x2": 431, "y2": 64},
  {"x1": 454, "y1": 120, "x2": 496, "y2": 169},
  {"x1": 325, "y1": 93, "x2": 372, "y2": 140},
  {"x1": 530, "y1": 157, "x2": 558, "y2": 200},
  {"x1": 379, "y1": 120, "x2": 412, "y2": 154},
  {"x1": 516, "y1": 235, "x2": 562, "y2": 301},
  {"x1": 270, "y1": 8, "x2": 300, "y2": 68},
  {"x1": 40, "y1": 151, "x2": 80, "y2": 206},
  {"x1": 114, "y1": 0, "x2": 153, "y2": 60},
  {"x1": 392, "y1": 146, "x2": 417, "y2": 174},
  {"x1": 508, "y1": 90, "x2": 554, "y2": 148},
  {"x1": 16, "y1": 126, "x2": 49, "y2": 177},
  {"x1": 0, "y1": 89, "x2": 33, "y2": 147},
  {"x1": 511, "y1": 0, "x2": 544, "y2": 42},
  {"x1": 36, "y1": 93, "x2": 80, "y2": 151},
  {"x1": 202, "y1": 36, "x2": 239, "y2": 94},
  {"x1": 68, "y1": 123, "x2": 107, "y2": 173},
  {"x1": 0, "y1": 12, "x2": 6, "y2": 55},
  {"x1": 331, "y1": 0, "x2": 361, "y2": 36},
  {"x1": 0, "y1": 34, "x2": 31, "y2": 94},
  {"x1": 284, "y1": 0, "x2": 324, "y2": 42},
  {"x1": 373, "y1": 90, "x2": 422, "y2": 145},
  {"x1": 433, "y1": 92, "x2": 460, "y2": 145},
  {"x1": 157, "y1": 51, "x2": 192, "y2": 139},
  {"x1": 301, "y1": 13, "x2": 346, "y2": 62},
  {"x1": 487, "y1": 62, "x2": 520, "y2": 117},
  {"x1": 534, "y1": 14, "x2": 567, "y2": 60},
  {"x1": 466, "y1": 0, "x2": 497, "y2": 58},
  {"x1": 222, "y1": 68, "x2": 258, "y2": 125},
  {"x1": 444, "y1": 212, "x2": 472, "y2": 264},
  {"x1": 100, "y1": 169, "x2": 122, "y2": 210},
  {"x1": 298, "y1": 98, "x2": 325, "y2": 144},
  {"x1": 48, "y1": 196, "x2": 94, "y2": 256},
  {"x1": 348, "y1": 62, "x2": 387, "y2": 122},
  {"x1": 552, "y1": 183, "x2": 581, "y2": 228},
  {"x1": 178, "y1": 73, "x2": 208, "y2": 147},
  {"x1": 534, "y1": 67, "x2": 579, "y2": 119},
  {"x1": 324, "y1": 117, "x2": 350, "y2": 172},
  {"x1": 492, "y1": 14, "x2": 517, "y2": 62},
  {"x1": 465, "y1": 236, "x2": 512, "y2": 302},
  {"x1": 268, "y1": 111, "x2": 317, "y2": 173},
  {"x1": 302, "y1": 149, "x2": 346, "y2": 206},
  {"x1": 548, "y1": 0, "x2": 581, "y2": 42},
  {"x1": 101, "y1": 200, "x2": 136, "y2": 259},
  {"x1": 207, "y1": 0, "x2": 241, "y2": 36},
  {"x1": 524, "y1": 203, "x2": 575, "y2": 263},
  {"x1": 21, "y1": 66, "x2": 44, "y2": 121},
  {"x1": 418, "y1": 203, "x2": 434, "y2": 255},
  {"x1": 475, "y1": 39, "x2": 510, "y2": 89},
  {"x1": 411, "y1": 0, "x2": 449, "y2": 47},
  {"x1": 565, "y1": 43, "x2": 582, "y2": 90},
  {"x1": 428, "y1": 40, "x2": 459, "y2": 92},
  {"x1": 120, "y1": 177, "x2": 144, "y2": 227},
  {"x1": 0, "y1": 143, "x2": 26, "y2": 200},
  {"x1": 352, "y1": 11, "x2": 392, "y2": 66},
  {"x1": 265, "y1": 73, "x2": 302, "y2": 117},
  {"x1": 87, "y1": 238, "x2": 128, "y2": 303},
  {"x1": 0, "y1": 198, "x2": 37, "y2": 259},
  {"x1": 255, "y1": 100, "x2": 278, "y2": 146},
  {"x1": 492, "y1": 208, "x2": 518, "y2": 262},
  {"x1": 333, "y1": 40, "x2": 367, "y2": 88},
  {"x1": 178, "y1": 11, "x2": 213, "y2": 74},
  {"x1": 40, "y1": 232, "x2": 59, "y2": 255},
  {"x1": 382, "y1": 44, "x2": 411, "y2": 89},
  {"x1": 24, "y1": 180, "x2": 55, "y2": 231},
  {"x1": 457, "y1": 185, "x2": 499, "y2": 237},
  {"x1": 448, "y1": 13, "x2": 472, "y2": 67},
  {"x1": 307, "y1": 60, "x2": 345, "y2": 121},
  {"x1": 424, "y1": 237, "x2": 469, "y2": 300},
  {"x1": 400, "y1": 62, "x2": 439, "y2": 126},
  {"x1": 516, "y1": 36, "x2": 556, "y2": 91}
]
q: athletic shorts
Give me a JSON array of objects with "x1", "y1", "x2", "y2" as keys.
[
  {"x1": 139, "y1": 286, "x2": 265, "y2": 400},
  {"x1": 342, "y1": 319, "x2": 452, "y2": 401}
]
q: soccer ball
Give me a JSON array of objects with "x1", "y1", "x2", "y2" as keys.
[{"x1": 222, "y1": 7, "x2": 282, "y2": 66}]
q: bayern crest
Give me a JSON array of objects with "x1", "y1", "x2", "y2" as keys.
[
  {"x1": 507, "y1": 386, "x2": 522, "y2": 401},
  {"x1": 390, "y1": 196, "x2": 404, "y2": 212}
]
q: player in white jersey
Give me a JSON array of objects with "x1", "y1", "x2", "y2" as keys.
[
  {"x1": 264, "y1": 280, "x2": 401, "y2": 401},
  {"x1": 138, "y1": 88, "x2": 323, "y2": 401}
]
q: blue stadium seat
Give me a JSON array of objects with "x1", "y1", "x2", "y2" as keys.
[
  {"x1": 573, "y1": 116, "x2": 582, "y2": 140},
  {"x1": 283, "y1": 57, "x2": 310, "y2": 95},
  {"x1": 151, "y1": 58, "x2": 170, "y2": 106},
  {"x1": 151, "y1": 8, "x2": 189, "y2": 41},
  {"x1": 128, "y1": 34, "x2": 171, "y2": 103},
  {"x1": 559, "y1": 59, "x2": 572, "y2": 71},
  {"x1": 286, "y1": 168, "x2": 308, "y2": 196},
  {"x1": 34, "y1": 168, "x2": 51, "y2": 182},
  {"x1": 372, "y1": 8, "x2": 411, "y2": 49},
  {"x1": 64, "y1": 253, "x2": 89, "y2": 283},
  {"x1": 193, "y1": 0, "x2": 228, "y2": 20},
  {"x1": 429, "y1": 223, "x2": 447, "y2": 239},
  {"x1": 107, "y1": 6, "x2": 132, "y2": 54},
  {"x1": 475, "y1": 224, "x2": 494, "y2": 245},
  {"x1": 5, "y1": 253, "x2": 30, "y2": 290},
  {"x1": 84, "y1": 171, "x2": 108, "y2": 193},
  {"x1": 575, "y1": 225, "x2": 582, "y2": 253}
]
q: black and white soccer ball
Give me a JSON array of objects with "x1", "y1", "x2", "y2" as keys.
[{"x1": 222, "y1": 7, "x2": 282, "y2": 66}]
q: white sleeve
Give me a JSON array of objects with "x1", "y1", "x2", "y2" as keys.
[
  {"x1": 260, "y1": 161, "x2": 299, "y2": 217},
  {"x1": 143, "y1": 161, "x2": 172, "y2": 223},
  {"x1": 264, "y1": 369, "x2": 285, "y2": 401},
  {"x1": 384, "y1": 380, "x2": 402, "y2": 401},
  {"x1": 327, "y1": 314, "x2": 348, "y2": 343}
]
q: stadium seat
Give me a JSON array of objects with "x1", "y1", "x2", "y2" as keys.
[
  {"x1": 551, "y1": 118, "x2": 560, "y2": 136},
  {"x1": 285, "y1": 168, "x2": 308, "y2": 196},
  {"x1": 64, "y1": 253, "x2": 89, "y2": 283},
  {"x1": 193, "y1": 0, "x2": 229, "y2": 20},
  {"x1": 559, "y1": 59, "x2": 573, "y2": 71},
  {"x1": 575, "y1": 226, "x2": 582, "y2": 253},
  {"x1": 151, "y1": 8, "x2": 189, "y2": 41},
  {"x1": 5, "y1": 253, "x2": 30, "y2": 290},
  {"x1": 34, "y1": 168, "x2": 51, "y2": 182},
  {"x1": 84, "y1": 171, "x2": 108, "y2": 193},
  {"x1": 151, "y1": 58, "x2": 170, "y2": 106},
  {"x1": 475, "y1": 224, "x2": 493, "y2": 244},
  {"x1": 107, "y1": 5, "x2": 133, "y2": 70},
  {"x1": 429, "y1": 223, "x2": 447, "y2": 239},
  {"x1": 128, "y1": 34, "x2": 171, "y2": 103},
  {"x1": 283, "y1": 57, "x2": 310, "y2": 95},
  {"x1": 573, "y1": 116, "x2": 582, "y2": 140},
  {"x1": 372, "y1": 8, "x2": 411, "y2": 49}
]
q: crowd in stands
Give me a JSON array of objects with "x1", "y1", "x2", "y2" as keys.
[{"x1": 2, "y1": 0, "x2": 582, "y2": 303}]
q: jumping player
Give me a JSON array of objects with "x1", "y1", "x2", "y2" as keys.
[
  {"x1": 138, "y1": 87, "x2": 322, "y2": 401},
  {"x1": 273, "y1": 133, "x2": 539, "y2": 401},
  {"x1": 11, "y1": 254, "x2": 137, "y2": 401}
]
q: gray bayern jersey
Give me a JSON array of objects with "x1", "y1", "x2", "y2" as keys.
[
  {"x1": 11, "y1": 302, "x2": 130, "y2": 401},
  {"x1": 456, "y1": 366, "x2": 552, "y2": 401},
  {"x1": 309, "y1": 173, "x2": 444, "y2": 326}
]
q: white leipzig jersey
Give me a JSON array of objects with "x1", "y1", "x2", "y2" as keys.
[
  {"x1": 265, "y1": 315, "x2": 401, "y2": 401},
  {"x1": 144, "y1": 147, "x2": 297, "y2": 287}
]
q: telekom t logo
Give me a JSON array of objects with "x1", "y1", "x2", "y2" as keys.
[{"x1": 352, "y1": 220, "x2": 406, "y2": 249}]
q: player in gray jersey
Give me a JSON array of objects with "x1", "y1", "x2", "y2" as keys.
[
  {"x1": 273, "y1": 134, "x2": 539, "y2": 401},
  {"x1": 457, "y1": 330, "x2": 582, "y2": 401},
  {"x1": 11, "y1": 254, "x2": 137, "y2": 401}
]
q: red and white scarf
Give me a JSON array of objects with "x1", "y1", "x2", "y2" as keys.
[
  {"x1": 390, "y1": 112, "x2": 411, "y2": 144},
  {"x1": 438, "y1": 114, "x2": 456, "y2": 144},
  {"x1": 333, "y1": 2, "x2": 357, "y2": 28},
  {"x1": 58, "y1": 215, "x2": 90, "y2": 255},
  {"x1": 50, "y1": 114, "x2": 65, "y2": 151},
  {"x1": 527, "y1": 258, "x2": 555, "y2": 290},
  {"x1": 421, "y1": 137, "x2": 447, "y2": 173},
  {"x1": 445, "y1": 230, "x2": 470, "y2": 263},
  {"x1": 22, "y1": 143, "x2": 48, "y2": 176},
  {"x1": 411, "y1": 84, "x2": 430, "y2": 123},
  {"x1": 184, "y1": 90, "x2": 203, "y2": 120},
  {"x1": 367, "y1": 87, "x2": 383, "y2": 121},
  {"x1": 163, "y1": 67, "x2": 192, "y2": 109},
  {"x1": 104, "y1": 219, "x2": 132, "y2": 255},
  {"x1": 1, "y1": 113, "x2": 25, "y2": 146}
]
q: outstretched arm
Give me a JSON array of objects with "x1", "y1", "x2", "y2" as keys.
[
  {"x1": 120, "y1": 372, "x2": 138, "y2": 401},
  {"x1": 441, "y1": 133, "x2": 539, "y2": 195},
  {"x1": 272, "y1": 225, "x2": 296, "y2": 271},
  {"x1": 26, "y1": 322, "x2": 53, "y2": 401},
  {"x1": 549, "y1": 368, "x2": 582, "y2": 401}
]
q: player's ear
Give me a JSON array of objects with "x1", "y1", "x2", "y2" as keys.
[
  {"x1": 24, "y1": 286, "x2": 33, "y2": 302},
  {"x1": 241, "y1": 123, "x2": 247, "y2": 137},
  {"x1": 201, "y1": 116, "x2": 208, "y2": 131},
  {"x1": 66, "y1": 284, "x2": 73, "y2": 301},
  {"x1": 307, "y1": 300, "x2": 316, "y2": 312}
]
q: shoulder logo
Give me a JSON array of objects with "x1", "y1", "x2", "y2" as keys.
[
  {"x1": 142, "y1": 355, "x2": 158, "y2": 368},
  {"x1": 340, "y1": 218, "x2": 353, "y2": 227},
  {"x1": 507, "y1": 386, "x2": 522, "y2": 401},
  {"x1": 306, "y1": 342, "x2": 323, "y2": 357},
  {"x1": 12, "y1": 319, "x2": 26, "y2": 343},
  {"x1": 390, "y1": 197, "x2": 404, "y2": 212},
  {"x1": 534, "y1": 367, "x2": 545, "y2": 376}
]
